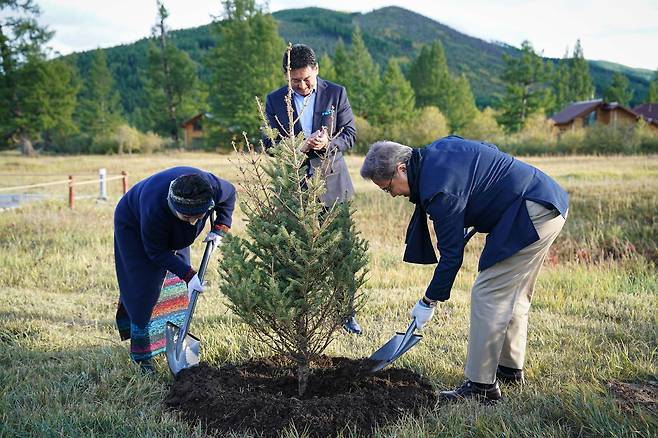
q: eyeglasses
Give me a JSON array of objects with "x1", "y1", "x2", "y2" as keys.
[{"x1": 382, "y1": 173, "x2": 395, "y2": 194}]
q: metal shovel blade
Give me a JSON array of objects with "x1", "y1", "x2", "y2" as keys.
[
  {"x1": 165, "y1": 321, "x2": 201, "y2": 375},
  {"x1": 369, "y1": 319, "x2": 422, "y2": 372},
  {"x1": 165, "y1": 237, "x2": 215, "y2": 375}
]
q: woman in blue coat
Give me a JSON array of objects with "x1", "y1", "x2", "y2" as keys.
[
  {"x1": 360, "y1": 136, "x2": 568, "y2": 402},
  {"x1": 114, "y1": 166, "x2": 236, "y2": 370}
]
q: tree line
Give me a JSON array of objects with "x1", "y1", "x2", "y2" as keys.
[{"x1": 2, "y1": 0, "x2": 657, "y2": 155}]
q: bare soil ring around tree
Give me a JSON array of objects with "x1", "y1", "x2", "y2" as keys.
[{"x1": 166, "y1": 356, "x2": 437, "y2": 437}]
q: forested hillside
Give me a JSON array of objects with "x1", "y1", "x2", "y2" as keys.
[{"x1": 63, "y1": 6, "x2": 652, "y2": 128}]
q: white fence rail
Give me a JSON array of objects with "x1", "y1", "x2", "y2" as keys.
[{"x1": 0, "y1": 169, "x2": 128, "y2": 209}]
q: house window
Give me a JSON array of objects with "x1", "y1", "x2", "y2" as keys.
[
  {"x1": 193, "y1": 119, "x2": 203, "y2": 132},
  {"x1": 583, "y1": 111, "x2": 596, "y2": 127}
]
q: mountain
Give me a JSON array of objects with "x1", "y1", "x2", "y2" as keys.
[
  {"x1": 590, "y1": 60, "x2": 654, "y2": 82},
  {"x1": 63, "y1": 6, "x2": 653, "y2": 128}
]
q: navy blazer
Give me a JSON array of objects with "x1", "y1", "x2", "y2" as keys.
[
  {"x1": 265, "y1": 77, "x2": 356, "y2": 204},
  {"x1": 406, "y1": 136, "x2": 569, "y2": 301}
]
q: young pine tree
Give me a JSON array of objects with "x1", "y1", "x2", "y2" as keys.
[{"x1": 218, "y1": 67, "x2": 368, "y2": 397}]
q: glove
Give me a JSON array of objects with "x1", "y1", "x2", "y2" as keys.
[
  {"x1": 410, "y1": 298, "x2": 436, "y2": 329},
  {"x1": 203, "y1": 230, "x2": 223, "y2": 247},
  {"x1": 187, "y1": 273, "x2": 204, "y2": 301}
]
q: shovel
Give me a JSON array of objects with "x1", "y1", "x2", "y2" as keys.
[
  {"x1": 369, "y1": 318, "x2": 422, "y2": 372},
  {"x1": 369, "y1": 228, "x2": 478, "y2": 372},
  {"x1": 165, "y1": 237, "x2": 216, "y2": 375}
]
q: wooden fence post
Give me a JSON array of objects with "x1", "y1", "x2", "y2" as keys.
[
  {"x1": 121, "y1": 171, "x2": 128, "y2": 194},
  {"x1": 68, "y1": 175, "x2": 74, "y2": 208}
]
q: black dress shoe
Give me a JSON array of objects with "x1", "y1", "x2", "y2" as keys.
[
  {"x1": 342, "y1": 315, "x2": 362, "y2": 335},
  {"x1": 440, "y1": 379, "x2": 502, "y2": 402},
  {"x1": 496, "y1": 365, "x2": 524, "y2": 384}
]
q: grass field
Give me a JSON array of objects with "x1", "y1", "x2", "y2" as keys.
[{"x1": 1, "y1": 152, "x2": 656, "y2": 437}]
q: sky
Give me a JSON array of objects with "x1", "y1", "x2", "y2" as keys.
[{"x1": 29, "y1": 0, "x2": 658, "y2": 71}]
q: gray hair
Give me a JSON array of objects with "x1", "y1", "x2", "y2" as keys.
[{"x1": 360, "y1": 141, "x2": 413, "y2": 181}]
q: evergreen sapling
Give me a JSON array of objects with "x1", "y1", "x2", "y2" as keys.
[{"x1": 218, "y1": 47, "x2": 368, "y2": 396}]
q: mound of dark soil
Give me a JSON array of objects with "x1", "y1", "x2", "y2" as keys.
[
  {"x1": 608, "y1": 380, "x2": 658, "y2": 413},
  {"x1": 166, "y1": 356, "x2": 437, "y2": 437}
]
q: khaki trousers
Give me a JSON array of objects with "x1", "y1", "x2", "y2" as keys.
[{"x1": 465, "y1": 200, "x2": 566, "y2": 384}]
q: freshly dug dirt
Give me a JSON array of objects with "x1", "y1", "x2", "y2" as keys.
[
  {"x1": 607, "y1": 380, "x2": 658, "y2": 413},
  {"x1": 166, "y1": 355, "x2": 437, "y2": 437}
]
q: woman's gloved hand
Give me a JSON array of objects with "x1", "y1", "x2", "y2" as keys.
[
  {"x1": 203, "y1": 225, "x2": 229, "y2": 247},
  {"x1": 202, "y1": 230, "x2": 223, "y2": 247}
]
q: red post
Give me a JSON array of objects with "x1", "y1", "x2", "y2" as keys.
[
  {"x1": 68, "y1": 175, "x2": 75, "y2": 209},
  {"x1": 121, "y1": 171, "x2": 128, "y2": 194}
]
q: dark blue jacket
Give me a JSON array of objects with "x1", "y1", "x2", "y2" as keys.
[
  {"x1": 114, "y1": 166, "x2": 236, "y2": 327},
  {"x1": 405, "y1": 137, "x2": 568, "y2": 301}
]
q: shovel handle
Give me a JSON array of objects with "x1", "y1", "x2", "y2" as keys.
[
  {"x1": 390, "y1": 318, "x2": 417, "y2": 360},
  {"x1": 175, "y1": 211, "x2": 217, "y2": 356}
]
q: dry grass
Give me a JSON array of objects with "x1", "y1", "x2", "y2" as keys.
[{"x1": 0, "y1": 152, "x2": 656, "y2": 437}]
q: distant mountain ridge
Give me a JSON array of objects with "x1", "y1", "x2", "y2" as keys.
[{"x1": 64, "y1": 6, "x2": 653, "y2": 126}]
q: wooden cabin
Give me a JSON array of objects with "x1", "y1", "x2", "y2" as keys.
[
  {"x1": 633, "y1": 103, "x2": 658, "y2": 125},
  {"x1": 550, "y1": 99, "x2": 658, "y2": 134},
  {"x1": 181, "y1": 113, "x2": 207, "y2": 147}
]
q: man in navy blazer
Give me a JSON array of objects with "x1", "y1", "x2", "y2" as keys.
[
  {"x1": 265, "y1": 44, "x2": 356, "y2": 206},
  {"x1": 264, "y1": 44, "x2": 361, "y2": 334},
  {"x1": 361, "y1": 136, "x2": 568, "y2": 402}
]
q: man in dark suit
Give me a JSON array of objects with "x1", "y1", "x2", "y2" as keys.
[{"x1": 264, "y1": 44, "x2": 361, "y2": 334}]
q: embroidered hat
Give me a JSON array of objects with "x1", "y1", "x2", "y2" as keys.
[{"x1": 167, "y1": 174, "x2": 215, "y2": 216}]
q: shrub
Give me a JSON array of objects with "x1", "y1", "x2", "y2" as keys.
[
  {"x1": 394, "y1": 106, "x2": 449, "y2": 147},
  {"x1": 459, "y1": 107, "x2": 505, "y2": 144},
  {"x1": 353, "y1": 115, "x2": 382, "y2": 154},
  {"x1": 114, "y1": 124, "x2": 141, "y2": 154},
  {"x1": 634, "y1": 119, "x2": 658, "y2": 154},
  {"x1": 556, "y1": 127, "x2": 587, "y2": 154},
  {"x1": 502, "y1": 112, "x2": 557, "y2": 155},
  {"x1": 140, "y1": 131, "x2": 165, "y2": 154},
  {"x1": 357, "y1": 106, "x2": 450, "y2": 150},
  {"x1": 584, "y1": 123, "x2": 639, "y2": 154}
]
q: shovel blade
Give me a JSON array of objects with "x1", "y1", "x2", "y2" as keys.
[
  {"x1": 370, "y1": 332, "x2": 406, "y2": 362},
  {"x1": 165, "y1": 321, "x2": 200, "y2": 376},
  {"x1": 369, "y1": 332, "x2": 422, "y2": 372}
]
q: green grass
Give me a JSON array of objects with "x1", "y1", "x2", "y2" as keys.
[{"x1": 1, "y1": 153, "x2": 656, "y2": 437}]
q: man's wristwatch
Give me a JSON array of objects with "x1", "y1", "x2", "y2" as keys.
[{"x1": 421, "y1": 296, "x2": 438, "y2": 308}]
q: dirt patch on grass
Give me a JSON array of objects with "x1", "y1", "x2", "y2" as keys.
[
  {"x1": 607, "y1": 380, "x2": 658, "y2": 413},
  {"x1": 166, "y1": 356, "x2": 436, "y2": 437}
]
